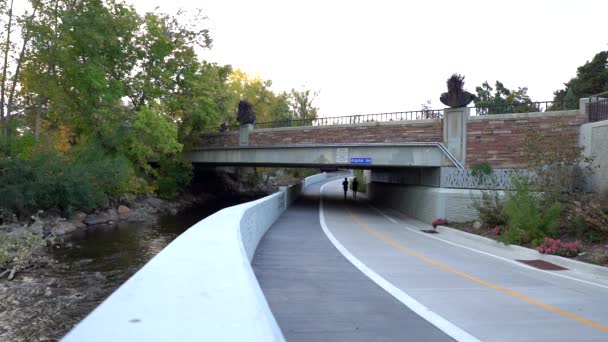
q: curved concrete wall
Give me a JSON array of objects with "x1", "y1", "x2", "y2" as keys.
[{"x1": 63, "y1": 173, "x2": 327, "y2": 342}]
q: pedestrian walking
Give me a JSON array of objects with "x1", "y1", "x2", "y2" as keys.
[
  {"x1": 352, "y1": 178, "x2": 359, "y2": 200},
  {"x1": 342, "y1": 178, "x2": 349, "y2": 200}
]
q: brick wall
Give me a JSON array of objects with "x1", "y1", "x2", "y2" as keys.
[
  {"x1": 200, "y1": 120, "x2": 443, "y2": 147},
  {"x1": 466, "y1": 112, "x2": 587, "y2": 168}
]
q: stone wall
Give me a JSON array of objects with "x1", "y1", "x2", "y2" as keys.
[
  {"x1": 466, "y1": 110, "x2": 586, "y2": 168},
  {"x1": 200, "y1": 120, "x2": 443, "y2": 148}
]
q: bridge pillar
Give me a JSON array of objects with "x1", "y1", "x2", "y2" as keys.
[
  {"x1": 240, "y1": 124, "x2": 253, "y2": 146},
  {"x1": 443, "y1": 107, "x2": 469, "y2": 166}
]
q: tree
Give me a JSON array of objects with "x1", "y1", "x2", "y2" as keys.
[
  {"x1": 288, "y1": 88, "x2": 318, "y2": 120},
  {"x1": 553, "y1": 51, "x2": 608, "y2": 106},
  {"x1": 474, "y1": 81, "x2": 536, "y2": 115}
]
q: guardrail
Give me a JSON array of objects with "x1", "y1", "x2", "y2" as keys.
[
  {"x1": 63, "y1": 173, "x2": 328, "y2": 342},
  {"x1": 201, "y1": 100, "x2": 578, "y2": 135},
  {"x1": 589, "y1": 92, "x2": 608, "y2": 122}
]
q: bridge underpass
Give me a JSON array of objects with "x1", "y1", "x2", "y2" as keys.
[{"x1": 253, "y1": 175, "x2": 608, "y2": 342}]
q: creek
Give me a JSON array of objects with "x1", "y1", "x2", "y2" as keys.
[{"x1": 0, "y1": 195, "x2": 255, "y2": 341}]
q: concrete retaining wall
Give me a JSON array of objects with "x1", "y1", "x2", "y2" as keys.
[
  {"x1": 63, "y1": 173, "x2": 328, "y2": 342},
  {"x1": 579, "y1": 120, "x2": 608, "y2": 195},
  {"x1": 368, "y1": 182, "x2": 503, "y2": 223}
]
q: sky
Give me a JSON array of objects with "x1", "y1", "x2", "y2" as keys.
[{"x1": 17, "y1": 0, "x2": 608, "y2": 117}]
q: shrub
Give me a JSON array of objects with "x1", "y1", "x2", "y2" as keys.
[
  {"x1": 157, "y1": 156, "x2": 193, "y2": 199},
  {"x1": 473, "y1": 190, "x2": 507, "y2": 227},
  {"x1": 492, "y1": 226, "x2": 501, "y2": 235},
  {"x1": 0, "y1": 144, "x2": 134, "y2": 216},
  {"x1": 502, "y1": 177, "x2": 561, "y2": 246},
  {"x1": 432, "y1": 218, "x2": 448, "y2": 228},
  {"x1": 536, "y1": 237, "x2": 582, "y2": 257}
]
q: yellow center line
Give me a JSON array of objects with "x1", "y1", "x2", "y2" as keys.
[{"x1": 343, "y1": 206, "x2": 608, "y2": 333}]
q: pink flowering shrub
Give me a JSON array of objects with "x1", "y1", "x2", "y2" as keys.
[
  {"x1": 536, "y1": 237, "x2": 582, "y2": 257},
  {"x1": 432, "y1": 218, "x2": 448, "y2": 229},
  {"x1": 492, "y1": 226, "x2": 501, "y2": 235}
]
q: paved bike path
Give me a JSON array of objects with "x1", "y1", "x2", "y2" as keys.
[{"x1": 252, "y1": 179, "x2": 454, "y2": 342}]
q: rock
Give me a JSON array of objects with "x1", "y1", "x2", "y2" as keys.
[
  {"x1": 117, "y1": 205, "x2": 131, "y2": 220},
  {"x1": 146, "y1": 197, "x2": 165, "y2": 210},
  {"x1": 51, "y1": 221, "x2": 77, "y2": 236},
  {"x1": 84, "y1": 209, "x2": 118, "y2": 225},
  {"x1": 473, "y1": 221, "x2": 482, "y2": 230},
  {"x1": 69, "y1": 211, "x2": 88, "y2": 229},
  {"x1": 0, "y1": 223, "x2": 21, "y2": 233},
  {"x1": 26, "y1": 219, "x2": 46, "y2": 235},
  {"x1": 125, "y1": 209, "x2": 156, "y2": 223},
  {"x1": 169, "y1": 208, "x2": 178, "y2": 215}
]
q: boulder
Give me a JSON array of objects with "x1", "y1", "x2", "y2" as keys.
[
  {"x1": 146, "y1": 197, "x2": 165, "y2": 210},
  {"x1": 117, "y1": 205, "x2": 131, "y2": 220},
  {"x1": 84, "y1": 209, "x2": 118, "y2": 225},
  {"x1": 26, "y1": 219, "x2": 46, "y2": 235},
  {"x1": 473, "y1": 221, "x2": 482, "y2": 230},
  {"x1": 69, "y1": 211, "x2": 88, "y2": 229},
  {"x1": 125, "y1": 208, "x2": 156, "y2": 223},
  {"x1": 51, "y1": 221, "x2": 77, "y2": 236}
]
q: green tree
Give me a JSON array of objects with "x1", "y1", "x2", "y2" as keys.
[
  {"x1": 474, "y1": 81, "x2": 536, "y2": 115},
  {"x1": 289, "y1": 88, "x2": 318, "y2": 120},
  {"x1": 553, "y1": 50, "x2": 608, "y2": 106}
]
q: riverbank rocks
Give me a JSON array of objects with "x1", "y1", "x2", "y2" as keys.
[
  {"x1": 146, "y1": 197, "x2": 165, "y2": 211},
  {"x1": 69, "y1": 212, "x2": 87, "y2": 229},
  {"x1": 27, "y1": 219, "x2": 46, "y2": 235},
  {"x1": 84, "y1": 209, "x2": 118, "y2": 226},
  {"x1": 124, "y1": 208, "x2": 156, "y2": 223},
  {"x1": 117, "y1": 205, "x2": 131, "y2": 220},
  {"x1": 51, "y1": 221, "x2": 77, "y2": 236}
]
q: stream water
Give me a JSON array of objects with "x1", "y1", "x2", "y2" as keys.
[{"x1": 0, "y1": 195, "x2": 254, "y2": 341}]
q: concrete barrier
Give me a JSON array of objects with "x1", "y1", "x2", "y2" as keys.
[{"x1": 63, "y1": 173, "x2": 327, "y2": 342}]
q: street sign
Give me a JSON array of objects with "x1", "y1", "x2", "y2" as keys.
[{"x1": 350, "y1": 157, "x2": 372, "y2": 165}]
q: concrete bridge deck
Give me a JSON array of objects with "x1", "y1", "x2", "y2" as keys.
[{"x1": 253, "y1": 177, "x2": 608, "y2": 342}]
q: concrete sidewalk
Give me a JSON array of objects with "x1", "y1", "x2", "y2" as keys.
[
  {"x1": 252, "y1": 179, "x2": 454, "y2": 342},
  {"x1": 321, "y1": 180, "x2": 608, "y2": 342}
]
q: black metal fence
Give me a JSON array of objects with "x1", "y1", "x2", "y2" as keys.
[
  {"x1": 589, "y1": 92, "x2": 608, "y2": 122},
  {"x1": 202, "y1": 100, "x2": 579, "y2": 135},
  {"x1": 470, "y1": 100, "x2": 578, "y2": 116}
]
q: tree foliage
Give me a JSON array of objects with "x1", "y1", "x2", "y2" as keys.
[
  {"x1": 474, "y1": 81, "x2": 536, "y2": 114},
  {"x1": 0, "y1": 0, "x2": 319, "y2": 214},
  {"x1": 553, "y1": 51, "x2": 608, "y2": 105}
]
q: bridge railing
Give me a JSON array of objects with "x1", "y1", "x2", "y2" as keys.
[
  {"x1": 201, "y1": 100, "x2": 579, "y2": 135},
  {"x1": 469, "y1": 100, "x2": 578, "y2": 116},
  {"x1": 588, "y1": 92, "x2": 608, "y2": 122}
]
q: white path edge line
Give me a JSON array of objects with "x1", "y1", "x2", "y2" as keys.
[
  {"x1": 367, "y1": 204, "x2": 608, "y2": 291},
  {"x1": 319, "y1": 181, "x2": 480, "y2": 342}
]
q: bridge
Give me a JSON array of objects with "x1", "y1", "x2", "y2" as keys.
[{"x1": 63, "y1": 98, "x2": 608, "y2": 341}]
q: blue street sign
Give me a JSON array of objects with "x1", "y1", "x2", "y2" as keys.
[{"x1": 350, "y1": 157, "x2": 372, "y2": 165}]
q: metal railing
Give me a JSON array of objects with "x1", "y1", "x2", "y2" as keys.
[
  {"x1": 470, "y1": 100, "x2": 578, "y2": 116},
  {"x1": 589, "y1": 92, "x2": 608, "y2": 122},
  {"x1": 201, "y1": 100, "x2": 579, "y2": 135}
]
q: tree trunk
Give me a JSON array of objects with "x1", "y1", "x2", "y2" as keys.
[{"x1": 0, "y1": 0, "x2": 14, "y2": 121}]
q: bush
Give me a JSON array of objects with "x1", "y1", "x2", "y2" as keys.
[
  {"x1": 157, "y1": 156, "x2": 193, "y2": 199},
  {"x1": 501, "y1": 177, "x2": 562, "y2": 246},
  {"x1": 536, "y1": 237, "x2": 582, "y2": 257},
  {"x1": 0, "y1": 144, "x2": 134, "y2": 216},
  {"x1": 473, "y1": 190, "x2": 507, "y2": 227},
  {"x1": 432, "y1": 218, "x2": 448, "y2": 228}
]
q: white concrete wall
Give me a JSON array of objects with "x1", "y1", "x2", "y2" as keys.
[
  {"x1": 579, "y1": 120, "x2": 608, "y2": 195},
  {"x1": 63, "y1": 173, "x2": 327, "y2": 342},
  {"x1": 369, "y1": 182, "x2": 497, "y2": 223}
]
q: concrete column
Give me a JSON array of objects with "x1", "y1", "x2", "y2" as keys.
[
  {"x1": 443, "y1": 107, "x2": 469, "y2": 167},
  {"x1": 580, "y1": 97, "x2": 590, "y2": 115},
  {"x1": 239, "y1": 124, "x2": 253, "y2": 146}
]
